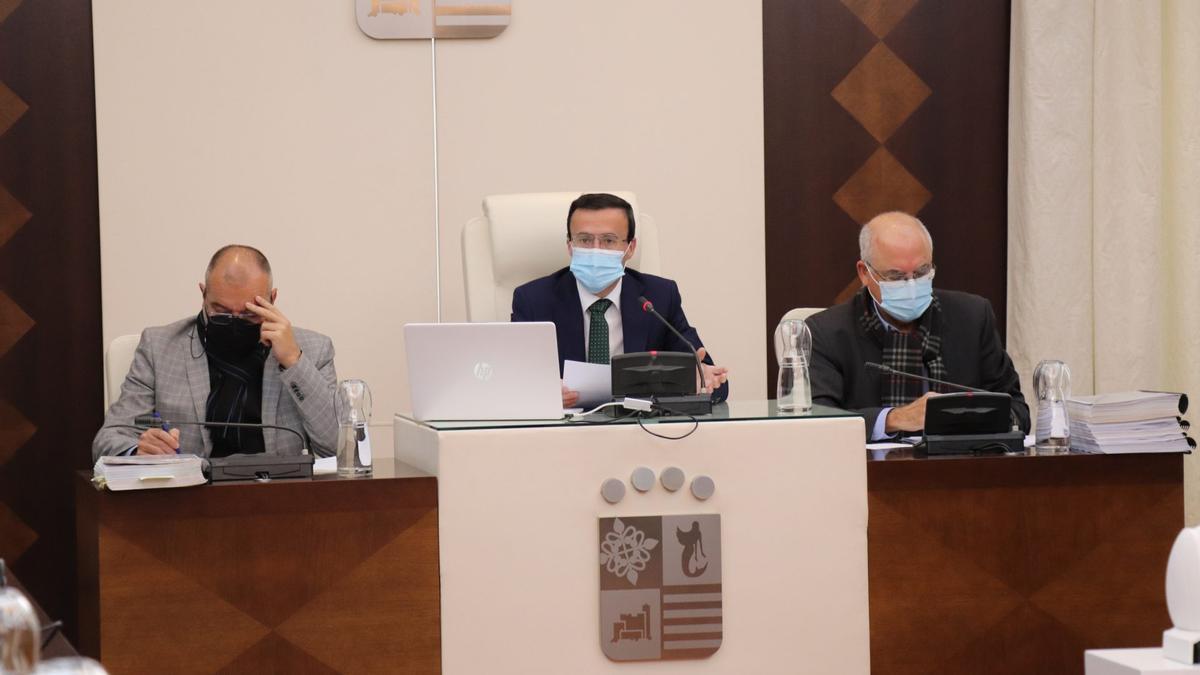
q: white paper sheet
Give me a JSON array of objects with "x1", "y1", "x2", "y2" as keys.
[
  {"x1": 563, "y1": 360, "x2": 612, "y2": 409},
  {"x1": 314, "y1": 456, "x2": 337, "y2": 475}
]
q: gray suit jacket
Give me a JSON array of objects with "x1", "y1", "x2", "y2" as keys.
[{"x1": 92, "y1": 316, "x2": 338, "y2": 461}]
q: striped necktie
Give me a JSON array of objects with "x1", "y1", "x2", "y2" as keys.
[{"x1": 587, "y1": 298, "x2": 613, "y2": 364}]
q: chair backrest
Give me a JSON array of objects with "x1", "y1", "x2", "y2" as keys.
[
  {"x1": 779, "y1": 307, "x2": 824, "y2": 324},
  {"x1": 773, "y1": 307, "x2": 825, "y2": 363},
  {"x1": 462, "y1": 191, "x2": 662, "y2": 322},
  {"x1": 105, "y1": 334, "x2": 141, "y2": 410}
]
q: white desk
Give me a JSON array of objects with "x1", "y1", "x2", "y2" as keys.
[
  {"x1": 1087, "y1": 649, "x2": 1200, "y2": 674},
  {"x1": 394, "y1": 401, "x2": 869, "y2": 674}
]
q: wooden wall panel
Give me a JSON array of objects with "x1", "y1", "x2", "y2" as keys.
[
  {"x1": 869, "y1": 452, "x2": 1181, "y2": 675},
  {"x1": 763, "y1": 0, "x2": 1010, "y2": 392},
  {"x1": 0, "y1": 0, "x2": 102, "y2": 644}
]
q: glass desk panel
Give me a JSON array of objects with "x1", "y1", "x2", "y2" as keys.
[{"x1": 397, "y1": 400, "x2": 861, "y2": 431}]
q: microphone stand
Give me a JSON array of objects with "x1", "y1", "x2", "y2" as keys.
[
  {"x1": 130, "y1": 415, "x2": 310, "y2": 453},
  {"x1": 638, "y1": 297, "x2": 708, "y2": 393}
]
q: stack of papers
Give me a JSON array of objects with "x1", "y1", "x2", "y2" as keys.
[
  {"x1": 1067, "y1": 391, "x2": 1188, "y2": 424},
  {"x1": 1066, "y1": 391, "x2": 1191, "y2": 454},
  {"x1": 92, "y1": 454, "x2": 207, "y2": 491}
]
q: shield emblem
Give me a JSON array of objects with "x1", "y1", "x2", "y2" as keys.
[{"x1": 598, "y1": 514, "x2": 722, "y2": 661}]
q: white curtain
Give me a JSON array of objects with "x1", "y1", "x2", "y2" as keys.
[{"x1": 1009, "y1": 1, "x2": 1200, "y2": 519}]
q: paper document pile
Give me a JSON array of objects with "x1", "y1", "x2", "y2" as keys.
[
  {"x1": 1066, "y1": 391, "x2": 1192, "y2": 454},
  {"x1": 92, "y1": 454, "x2": 207, "y2": 491}
]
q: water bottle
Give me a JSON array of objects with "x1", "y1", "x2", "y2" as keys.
[
  {"x1": 774, "y1": 318, "x2": 813, "y2": 414},
  {"x1": 0, "y1": 586, "x2": 39, "y2": 674},
  {"x1": 1033, "y1": 360, "x2": 1071, "y2": 454},
  {"x1": 335, "y1": 379, "x2": 373, "y2": 476}
]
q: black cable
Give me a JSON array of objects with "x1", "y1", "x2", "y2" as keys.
[{"x1": 635, "y1": 406, "x2": 700, "y2": 440}]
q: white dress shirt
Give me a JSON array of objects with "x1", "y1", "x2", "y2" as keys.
[{"x1": 577, "y1": 278, "x2": 624, "y2": 359}]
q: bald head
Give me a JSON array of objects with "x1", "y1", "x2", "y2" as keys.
[
  {"x1": 858, "y1": 212, "x2": 933, "y2": 269},
  {"x1": 205, "y1": 245, "x2": 272, "y2": 288},
  {"x1": 200, "y1": 245, "x2": 275, "y2": 317}
]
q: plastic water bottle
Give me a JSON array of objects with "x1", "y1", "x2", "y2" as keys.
[
  {"x1": 1034, "y1": 360, "x2": 1071, "y2": 454},
  {"x1": 335, "y1": 379, "x2": 373, "y2": 476},
  {"x1": 775, "y1": 319, "x2": 813, "y2": 414}
]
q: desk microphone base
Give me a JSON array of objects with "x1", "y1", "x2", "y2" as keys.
[
  {"x1": 923, "y1": 431, "x2": 1025, "y2": 456},
  {"x1": 605, "y1": 395, "x2": 713, "y2": 418},
  {"x1": 207, "y1": 453, "x2": 315, "y2": 482},
  {"x1": 651, "y1": 395, "x2": 712, "y2": 417}
]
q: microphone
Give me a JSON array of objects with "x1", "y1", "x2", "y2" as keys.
[
  {"x1": 132, "y1": 414, "x2": 309, "y2": 454},
  {"x1": 638, "y1": 296, "x2": 706, "y2": 391},
  {"x1": 865, "y1": 362, "x2": 1021, "y2": 434},
  {"x1": 864, "y1": 362, "x2": 988, "y2": 394}
]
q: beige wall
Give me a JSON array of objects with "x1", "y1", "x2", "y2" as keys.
[{"x1": 93, "y1": 0, "x2": 767, "y2": 452}]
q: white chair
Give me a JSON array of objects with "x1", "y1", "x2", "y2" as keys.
[
  {"x1": 462, "y1": 191, "x2": 662, "y2": 322},
  {"x1": 104, "y1": 334, "x2": 140, "y2": 410},
  {"x1": 778, "y1": 307, "x2": 824, "y2": 324}
]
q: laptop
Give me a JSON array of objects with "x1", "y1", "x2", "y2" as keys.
[{"x1": 404, "y1": 322, "x2": 564, "y2": 421}]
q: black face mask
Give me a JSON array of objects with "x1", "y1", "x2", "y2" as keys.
[{"x1": 199, "y1": 311, "x2": 262, "y2": 360}]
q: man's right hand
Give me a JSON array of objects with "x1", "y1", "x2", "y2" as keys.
[
  {"x1": 562, "y1": 383, "x2": 580, "y2": 408},
  {"x1": 137, "y1": 427, "x2": 181, "y2": 455},
  {"x1": 884, "y1": 392, "x2": 939, "y2": 434}
]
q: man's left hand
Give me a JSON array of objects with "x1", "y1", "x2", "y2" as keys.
[
  {"x1": 245, "y1": 296, "x2": 302, "y2": 368},
  {"x1": 696, "y1": 347, "x2": 729, "y2": 394}
]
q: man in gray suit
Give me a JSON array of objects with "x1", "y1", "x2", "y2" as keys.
[{"x1": 93, "y1": 245, "x2": 338, "y2": 460}]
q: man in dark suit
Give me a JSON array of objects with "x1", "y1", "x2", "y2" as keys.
[
  {"x1": 807, "y1": 211, "x2": 1029, "y2": 440},
  {"x1": 511, "y1": 193, "x2": 729, "y2": 407}
]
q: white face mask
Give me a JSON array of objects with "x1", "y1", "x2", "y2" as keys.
[
  {"x1": 570, "y1": 246, "x2": 627, "y2": 293},
  {"x1": 867, "y1": 266, "x2": 935, "y2": 323}
]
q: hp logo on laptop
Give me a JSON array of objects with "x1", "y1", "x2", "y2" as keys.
[{"x1": 473, "y1": 362, "x2": 494, "y2": 381}]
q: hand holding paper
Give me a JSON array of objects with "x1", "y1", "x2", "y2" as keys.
[{"x1": 563, "y1": 360, "x2": 612, "y2": 409}]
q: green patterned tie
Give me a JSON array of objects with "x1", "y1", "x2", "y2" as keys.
[{"x1": 587, "y1": 298, "x2": 614, "y2": 364}]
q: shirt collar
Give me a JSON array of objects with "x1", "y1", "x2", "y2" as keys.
[{"x1": 577, "y1": 277, "x2": 623, "y2": 313}]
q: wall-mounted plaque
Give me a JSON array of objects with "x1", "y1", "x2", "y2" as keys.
[{"x1": 356, "y1": 0, "x2": 511, "y2": 40}]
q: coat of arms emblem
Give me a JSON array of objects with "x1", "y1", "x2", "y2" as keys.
[{"x1": 598, "y1": 514, "x2": 722, "y2": 661}]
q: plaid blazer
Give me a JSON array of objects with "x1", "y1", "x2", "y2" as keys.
[
  {"x1": 92, "y1": 316, "x2": 338, "y2": 461},
  {"x1": 807, "y1": 289, "x2": 1031, "y2": 440}
]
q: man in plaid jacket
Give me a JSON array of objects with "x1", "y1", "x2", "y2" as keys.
[{"x1": 92, "y1": 245, "x2": 337, "y2": 460}]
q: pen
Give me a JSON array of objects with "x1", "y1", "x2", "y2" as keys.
[{"x1": 153, "y1": 412, "x2": 181, "y2": 454}]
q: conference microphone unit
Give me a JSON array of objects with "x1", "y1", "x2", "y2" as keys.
[
  {"x1": 636, "y1": 296, "x2": 714, "y2": 416},
  {"x1": 131, "y1": 414, "x2": 314, "y2": 481},
  {"x1": 864, "y1": 362, "x2": 1025, "y2": 455}
]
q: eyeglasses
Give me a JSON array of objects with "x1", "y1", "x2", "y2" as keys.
[
  {"x1": 569, "y1": 234, "x2": 629, "y2": 250},
  {"x1": 207, "y1": 311, "x2": 258, "y2": 326},
  {"x1": 866, "y1": 262, "x2": 936, "y2": 283}
]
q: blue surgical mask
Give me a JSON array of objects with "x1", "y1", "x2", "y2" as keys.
[
  {"x1": 570, "y1": 246, "x2": 626, "y2": 293},
  {"x1": 871, "y1": 270, "x2": 934, "y2": 323}
]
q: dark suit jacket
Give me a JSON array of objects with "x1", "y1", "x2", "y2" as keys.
[
  {"x1": 807, "y1": 289, "x2": 1030, "y2": 439},
  {"x1": 511, "y1": 267, "x2": 729, "y2": 402}
]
